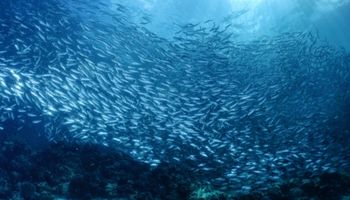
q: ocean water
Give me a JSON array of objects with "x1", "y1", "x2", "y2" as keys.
[{"x1": 0, "y1": 0, "x2": 350, "y2": 199}]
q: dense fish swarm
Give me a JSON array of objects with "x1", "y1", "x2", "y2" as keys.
[{"x1": 0, "y1": 0, "x2": 350, "y2": 192}]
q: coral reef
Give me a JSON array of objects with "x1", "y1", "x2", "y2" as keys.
[{"x1": 0, "y1": 135, "x2": 349, "y2": 200}]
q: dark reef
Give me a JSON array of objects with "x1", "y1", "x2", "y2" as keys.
[{"x1": 0, "y1": 134, "x2": 349, "y2": 200}]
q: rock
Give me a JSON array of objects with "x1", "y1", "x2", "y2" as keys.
[
  {"x1": 60, "y1": 182, "x2": 70, "y2": 195},
  {"x1": 20, "y1": 182, "x2": 36, "y2": 200},
  {"x1": 36, "y1": 191, "x2": 55, "y2": 200},
  {"x1": 105, "y1": 183, "x2": 118, "y2": 196},
  {"x1": 341, "y1": 195, "x2": 350, "y2": 200},
  {"x1": 300, "y1": 181, "x2": 318, "y2": 196},
  {"x1": 68, "y1": 176, "x2": 106, "y2": 199},
  {"x1": 1, "y1": 138, "x2": 348, "y2": 200},
  {"x1": 288, "y1": 187, "x2": 303, "y2": 198},
  {"x1": 0, "y1": 177, "x2": 10, "y2": 198},
  {"x1": 236, "y1": 192, "x2": 262, "y2": 200}
]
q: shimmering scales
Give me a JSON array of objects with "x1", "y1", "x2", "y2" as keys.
[{"x1": 0, "y1": 0, "x2": 349, "y2": 193}]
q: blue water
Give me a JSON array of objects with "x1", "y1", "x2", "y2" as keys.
[{"x1": 0, "y1": 0, "x2": 350, "y2": 199}]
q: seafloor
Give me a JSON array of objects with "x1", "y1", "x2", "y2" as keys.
[{"x1": 0, "y1": 133, "x2": 349, "y2": 200}]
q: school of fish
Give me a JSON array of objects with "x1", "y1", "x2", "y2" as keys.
[{"x1": 0, "y1": 0, "x2": 350, "y2": 192}]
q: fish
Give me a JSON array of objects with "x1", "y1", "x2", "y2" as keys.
[{"x1": 0, "y1": 0, "x2": 349, "y2": 194}]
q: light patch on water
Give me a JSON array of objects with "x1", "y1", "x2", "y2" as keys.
[
  {"x1": 316, "y1": 0, "x2": 350, "y2": 12},
  {"x1": 229, "y1": 0, "x2": 264, "y2": 11},
  {"x1": 137, "y1": 0, "x2": 157, "y2": 10},
  {"x1": 108, "y1": 0, "x2": 349, "y2": 50}
]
